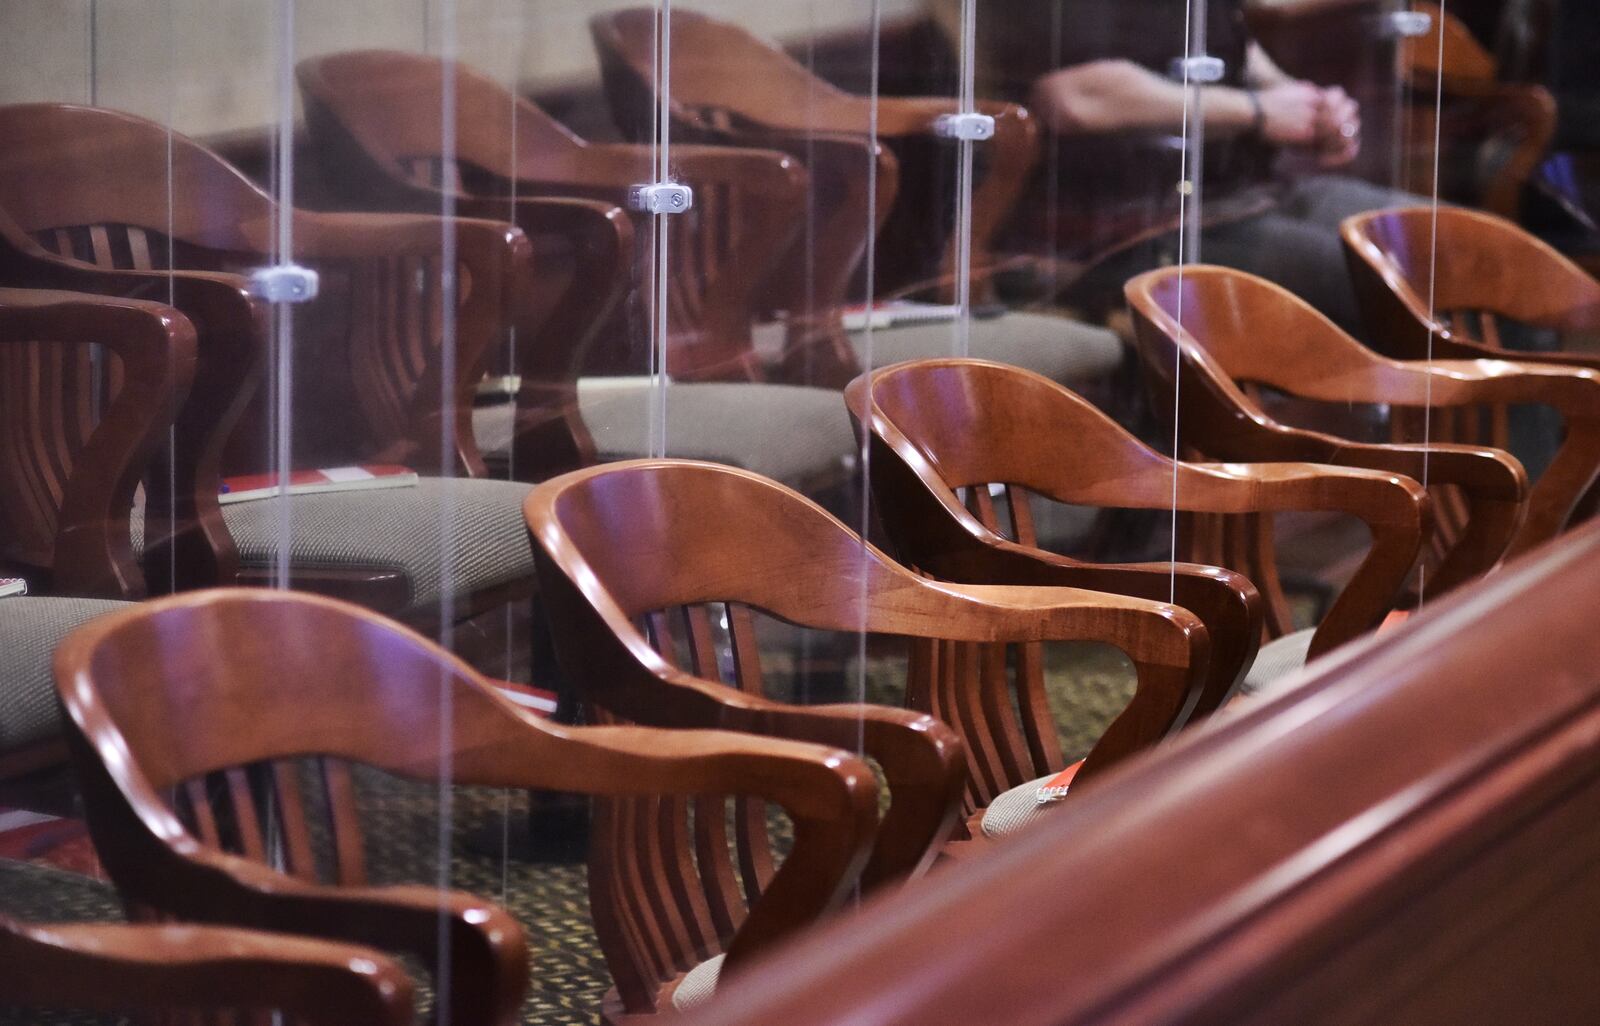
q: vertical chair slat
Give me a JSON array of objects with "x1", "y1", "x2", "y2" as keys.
[
  {"x1": 726, "y1": 603, "x2": 766, "y2": 695},
  {"x1": 656, "y1": 795, "x2": 721, "y2": 961},
  {"x1": 693, "y1": 793, "x2": 744, "y2": 940},
  {"x1": 319, "y1": 758, "x2": 368, "y2": 887},
  {"x1": 222, "y1": 768, "x2": 266, "y2": 861},
  {"x1": 181, "y1": 778, "x2": 222, "y2": 849},
  {"x1": 270, "y1": 761, "x2": 319, "y2": 883},
  {"x1": 734, "y1": 794, "x2": 776, "y2": 907},
  {"x1": 1012, "y1": 639, "x2": 1061, "y2": 776}
]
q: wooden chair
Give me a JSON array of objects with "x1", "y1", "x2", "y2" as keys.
[
  {"x1": 294, "y1": 49, "x2": 860, "y2": 494},
  {"x1": 1125, "y1": 265, "x2": 1599, "y2": 588},
  {"x1": 0, "y1": 287, "x2": 191, "y2": 778},
  {"x1": 0, "y1": 287, "x2": 193, "y2": 601},
  {"x1": 526, "y1": 458, "x2": 1212, "y2": 857},
  {"x1": 1400, "y1": 1, "x2": 1557, "y2": 218},
  {"x1": 594, "y1": 7, "x2": 1037, "y2": 303},
  {"x1": 1340, "y1": 210, "x2": 1600, "y2": 535},
  {"x1": 669, "y1": 516, "x2": 1600, "y2": 1026},
  {"x1": 0, "y1": 103, "x2": 540, "y2": 633},
  {"x1": 57, "y1": 587, "x2": 892, "y2": 1022},
  {"x1": 848, "y1": 358, "x2": 1430, "y2": 703},
  {"x1": 0, "y1": 914, "x2": 416, "y2": 1024},
  {"x1": 590, "y1": 9, "x2": 1124, "y2": 394},
  {"x1": 1342, "y1": 206, "x2": 1600, "y2": 370},
  {"x1": 1248, "y1": 0, "x2": 1556, "y2": 218}
]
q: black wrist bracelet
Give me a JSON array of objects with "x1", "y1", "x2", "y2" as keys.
[{"x1": 1246, "y1": 88, "x2": 1266, "y2": 137}]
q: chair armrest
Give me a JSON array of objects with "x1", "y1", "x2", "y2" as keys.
[
  {"x1": 0, "y1": 291, "x2": 196, "y2": 598},
  {"x1": 737, "y1": 96, "x2": 1037, "y2": 305},
  {"x1": 470, "y1": 719, "x2": 883, "y2": 968},
  {"x1": 530, "y1": 544, "x2": 965, "y2": 887},
  {"x1": 510, "y1": 141, "x2": 805, "y2": 202},
  {"x1": 103, "y1": 846, "x2": 526, "y2": 1026},
  {"x1": 285, "y1": 212, "x2": 533, "y2": 475},
  {"x1": 1277, "y1": 358, "x2": 1600, "y2": 556},
  {"x1": 2, "y1": 260, "x2": 268, "y2": 592},
  {"x1": 458, "y1": 196, "x2": 633, "y2": 476},
  {"x1": 1168, "y1": 461, "x2": 1429, "y2": 657},
  {"x1": 0, "y1": 918, "x2": 416, "y2": 1025}
]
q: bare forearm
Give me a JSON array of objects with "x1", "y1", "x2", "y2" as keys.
[{"x1": 1030, "y1": 60, "x2": 1257, "y2": 135}]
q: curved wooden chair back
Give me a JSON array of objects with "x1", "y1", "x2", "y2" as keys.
[
  {"x1": 0, "y1": 102, "x2": 508, "y2": 476},
  {"x1": 1399, "y1": 3, "x2": 1556, "y2": 217},
  {"x1": 1343, "y1": 205, "x2": 1600, "y2": 358},
  {"x1": 527, "y1": 458, "x2": 1211, "y2": 821},
  {"x1": 850, "y1": 358, "x2": 1422, "y2": 662},
  {"x1": 590, "y1": 7, "x2": 1028, "y2": 308},
  {"x1": 1126, "y1": 264, "x2": 1600, "y2": 580},
  {"x1": 298, "y1": 49, "x2": 809, "y2": 384},
  {"x1": 296, "y1": 49, "x2": 588, "y2": 195},
  {"x1": 57, "y1": 588, "x2": 878, "y2": 1020},
  {"x1": 1342, "y1": 208, "x2": 1600, "y2": 541},
  {"x1": 0, "y1": 288, "x2": 194, "y2": 599}
]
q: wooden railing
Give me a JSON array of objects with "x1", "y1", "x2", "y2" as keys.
[{"x1": 680, "y1": 517, "x2": 1600, "y2": 1025}]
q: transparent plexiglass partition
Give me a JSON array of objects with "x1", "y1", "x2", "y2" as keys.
[{"x1": 20, "y1": 0, "x2": 1596, "y2": 1024}]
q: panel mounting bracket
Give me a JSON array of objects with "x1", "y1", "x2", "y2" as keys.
[
  {"x1": 629, "y1": 182, "x2": 695, "y2": 215},
  {"x1": 1169, "y1": 55, "x2": 1227, "y2": 84},
  {"x1": 1382, "y1": 11, "x2": 1434, "y2": 38},
  {"x1": 934, "y1": 112, "x2": 996, "y2": 142},
  {"x1": 248, "y1": 264, "x2": 320, "y2": 304}
]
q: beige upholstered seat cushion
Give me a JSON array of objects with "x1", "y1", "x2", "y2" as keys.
[
  {"x1": 474, "y1": 381, "x2": 856, "y2": 489},
  {"x1": 980, "y1": 774, "x2": 1064, "y2": 840},
  {"x1": 136, "y1": 478, "x2": 534, "y2": 613},
  {"x1": 0, "y1": 597, "x2": 132, "y2": 752},
  {"x1": 1240, "y1": 627, "x2": 1318, "y2": 698},
  {"x1": 849, "y1": 311, "x2": 1124, "y2": 385},
  {"x1": 671, "y1": 953, "x2": 726, "y2": 1012}
]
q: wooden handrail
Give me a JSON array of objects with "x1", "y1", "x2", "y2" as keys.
[{"x1": 679, "y1": 517, "x2": 1600, "y2": 1025}]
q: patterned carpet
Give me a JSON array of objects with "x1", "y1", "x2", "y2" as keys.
[{"x1": 0, "y1": 637, "x2": 1140, "y2": 1025}]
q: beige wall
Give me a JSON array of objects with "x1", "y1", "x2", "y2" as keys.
[{"x1": 1, "y1": 0, "x2": 920, "y2": 137}]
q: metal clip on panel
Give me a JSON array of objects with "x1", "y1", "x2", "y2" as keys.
[
  {"x1": 1169, "y1": 55, "x2": 1227, "y2": 85},
  {"x1": 629, "y1": 183, "x2": 695, "y2": 215},
  {"x1": 248, "y1": 265, "x2": 321, "y2": 304},
  {"x1": 934, "y1": 113, "x2": 996, "y2": 142},
  {"x1": 1381, "y1": 11, "x2": 1434, "y2": 38}
]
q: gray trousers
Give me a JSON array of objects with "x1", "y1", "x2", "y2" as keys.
[
  {"x1": 1198, "y1": 175, "x2": 1422, "y2": 335},
  {"x1": 1075, "y1": 174, "x2": 1422, "y2": 335}
]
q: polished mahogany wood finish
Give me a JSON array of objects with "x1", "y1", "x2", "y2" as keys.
[
  {"x1": 0, "y1": 914, "x2": 416, "y2": 1024},
  {"x1": 1250, "y1": 0, "x2": 1555, "y2": 217},
  {"x1": 297, "y1": 49, "x2": 823, "y2": 390},
  {"x1": 1340, "y1": 210, "x2": 1600, "y2": 548},
  {"x1": 0, "y1": 103, "x2": 531, "y2": 609},
  {"x1": 527, "y1": 458, "x2": 1208, "y2": 841},
  {"x1": 675, "y1": 517, "x2": 1600, "y2": 1026},
  {"x1": 590, "y1": 8, "x2": 1038, "y2": 312},
  {"x1": 0, "y1": 288, "x2": 195, "y2": 599},
  {"x1": 58, "y1": 588, "x2": 887, "y2": 1022},
  {"x1": 1126, "y1": 265, "x2": 1596, "y2": 570},
  {"x1": 849, "y1": 358, "x2": 1428, "y2": 669},
  {"x1": 1401, "y1": 1, "x2": 1556, "y2": 217}
]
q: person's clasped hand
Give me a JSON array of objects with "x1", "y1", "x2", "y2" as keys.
[
  {"x1": 1313, "y1": 85, "x2": 1362, "y2": 167},
  {"x1": 1258, "y1": 81, "x2": 1361, "y2": 167}
]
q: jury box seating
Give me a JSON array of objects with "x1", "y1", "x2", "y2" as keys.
[
  {"x1": 670, "y1": 515, "x2": 1600, "y2": 1025},
  {"x1": 296, "y1": 48, "x2": 860, "y2": 494},
  {"x1": 54, "y1": 588, "x2": 955, "y2": 1021},
  {"x1": 0, "y1": 102, "x2": 540, "y2": 634},
  {"x1": 590, "y1": 8, "x2": 1125, "y2": 392},
  {"x1": 525, "y1": 458, "x2": 1217, "y2": 854},
  {"x1": 846, "y1": 358, "x2": 1433, "y2": 709}
]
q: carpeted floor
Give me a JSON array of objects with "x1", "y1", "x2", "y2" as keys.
[{"x1": 0, "y1": 637, "x2": 1142, "y2": 1025}]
